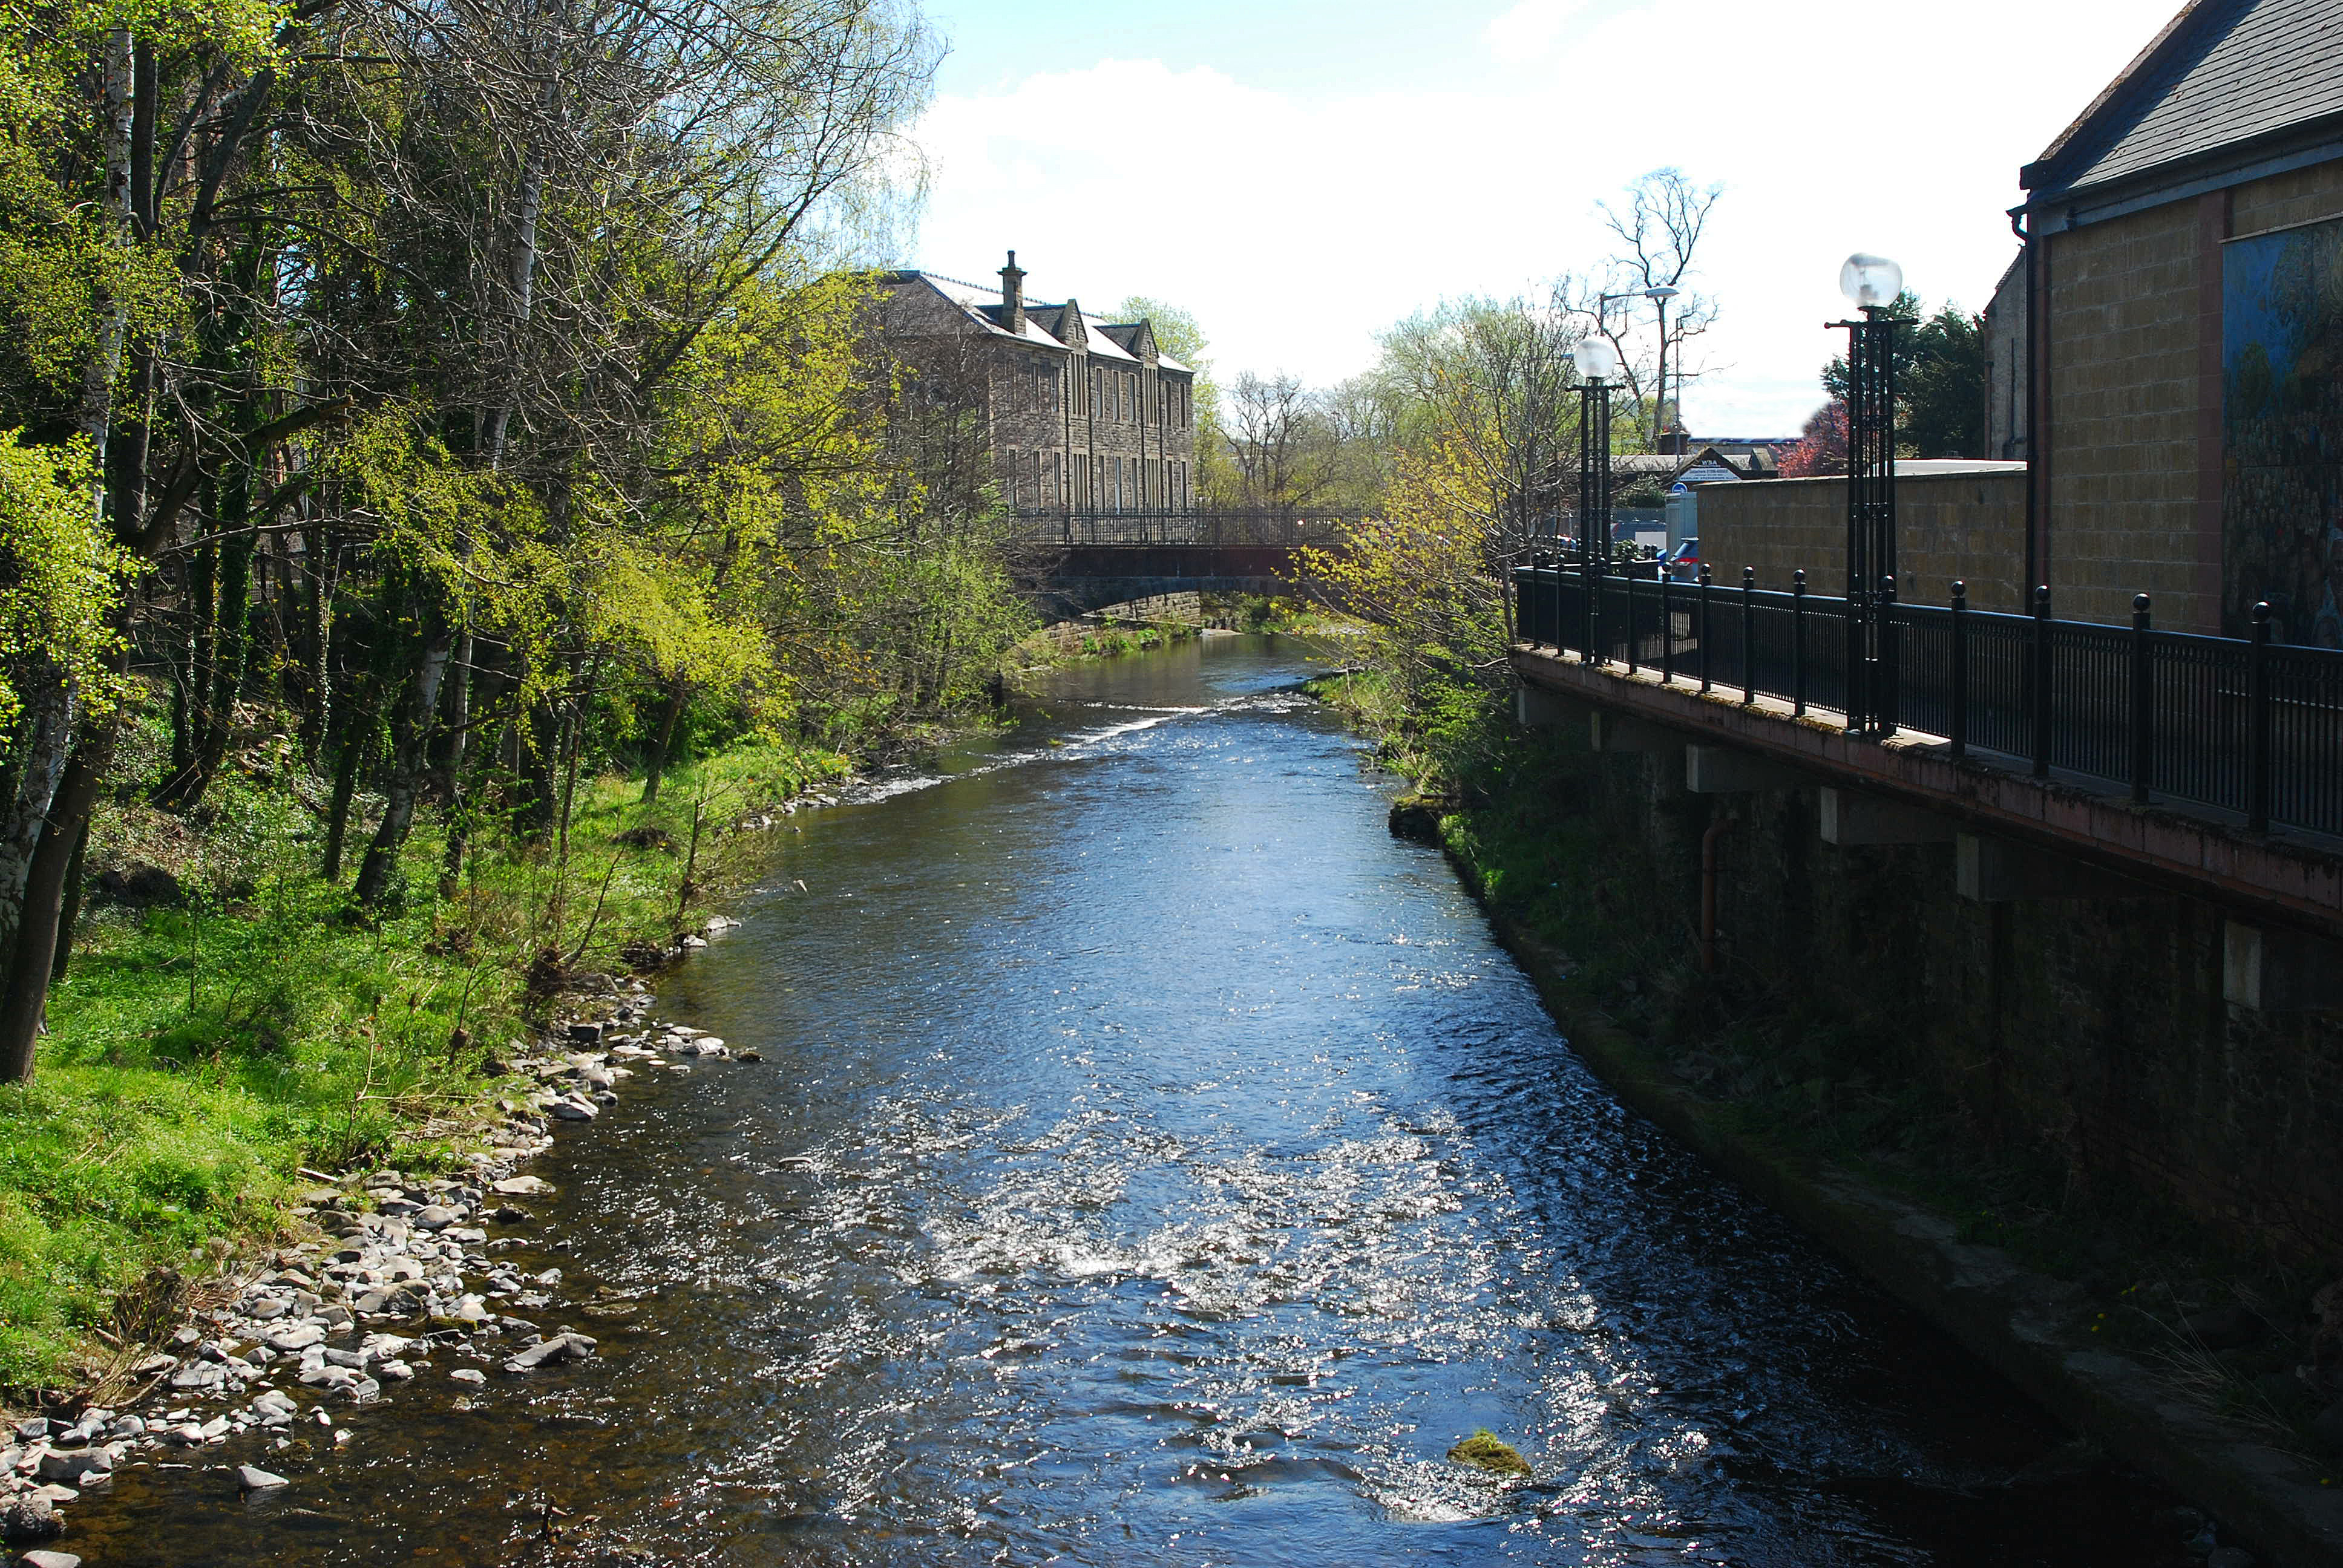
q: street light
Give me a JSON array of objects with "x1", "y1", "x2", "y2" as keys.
[
  {"x1": 1596, "y1": 287, "x2": 1683, "y2": 452},
  {"x1": 1832, "y1": 252, "x2": 1907, "y2": 736},
  {"x1": 1643, "y1": 285, "x2": 1680, "y2": 450},
  {"x1": 1573, "y1": 336, "x2": 1621, "y2": 658}
]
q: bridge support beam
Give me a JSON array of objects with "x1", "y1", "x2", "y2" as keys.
[
  {"x1": 1685, "y1": 745, "x2": 1806, "y2": 795},
  {"x1": 2223, "y1": 921, "x2": 2343, "y2": 1013},
  {"x1": 1517, "y1": 686, "x2": 1589, "y2": 730},
  {"x1": 1956, "y1": 834, "x2": 2147, "y2": 903},
  {"x1": 1590, "y1": 711, "x2": 1684, "y2": 756},
  {"x1": 1820, "y1": 788, "x2": 1956, "y2": 846}
]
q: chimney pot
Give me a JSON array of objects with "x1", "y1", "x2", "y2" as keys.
[{"x1": 1000, "y1": 249, "x2": 1026, "y2": 335}]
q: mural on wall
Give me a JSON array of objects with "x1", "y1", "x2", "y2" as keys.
[{"x1": 2224, "y1": 215, "x2": 2343, "y2": 644}]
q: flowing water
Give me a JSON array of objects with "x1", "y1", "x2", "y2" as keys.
[{"x1": 78, "y1": 635, "x2": 2195, "y2": 1566}]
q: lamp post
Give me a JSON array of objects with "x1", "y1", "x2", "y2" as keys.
[
  {"x1": 1832, "y1": 252, "x2": 1905, "y2": 737},
  {"x1": 1596, "y1": 286, "x2": 1682, "y2": 452},
  {"x1": 1574, "y1": 336, "x2": 1620, "y2": 659},
  {"x1": 1645, "y1": 284, "x2": 1680, "y2": 451}
]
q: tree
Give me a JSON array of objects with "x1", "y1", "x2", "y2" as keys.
[
  {"x1": 1821, "y1": 295, "x2": 1988, "y2": 458},
  {"x1": 1780, "y1": 400, "x2": 1849, "y2": 478},
  {"x1": 1567, "y1": 168, "x2": 1724, "y2": 449},
  {"x1": 1223, "y1": 371, "x2": 1332, "y2": 515}
]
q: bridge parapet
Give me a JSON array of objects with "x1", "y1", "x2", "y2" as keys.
[{"x1": 1007, "y1": 510, "x2": 1352, "y2": 548}]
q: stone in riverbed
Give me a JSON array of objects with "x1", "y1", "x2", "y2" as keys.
[
  {"x1": 237, "y1": 1465, "x2": 289, "y2": 1491},
  {"x1": 547, "y1": 1099, "x2": 596, "y2": 1122},
  {"x1": 32, "y1": 1452, "x2": 105, "y2": 1485},
  {"x1": 266, "y1": 1324, "x2": 325, "y2": 1352},
  {"x1": 0, "y1": 1494, "x2": 59, "y2": 1542},
  {"x1": 448, "y1": 1368, "x2": 486, "y2": 1385},
  {"x1": 491, "y1": 1175, "x2": 551, "y2": 1197},
  {"x1": 566, "y1": 1022, "x2": 603, "y2": 1045},
  {"x1": 18, "y1": 1551, "x2": 80, "y2": 1568},
  {"x1": 413, "y1": 1206, "x2": 458, "y2": 1230}
]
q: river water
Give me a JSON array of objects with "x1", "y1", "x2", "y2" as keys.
[{"x1": 79, "y1": 635, "x2": 2194, "y2": 1566}]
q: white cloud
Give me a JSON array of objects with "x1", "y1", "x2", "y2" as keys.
[
  {"x1": 903, "y1": 0, "x2": 2178, "y2": 435},
  {"x1": 1484, "y1": 0, "x2": 1597, "y2": 57}
]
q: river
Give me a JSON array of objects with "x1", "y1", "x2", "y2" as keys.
[{"x1": 74, "y1": 634, "x2": 2193, "y2": 1566}]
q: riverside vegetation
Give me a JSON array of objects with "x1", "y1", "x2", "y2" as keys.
[{"x1": 0, "y1": 0, "x2": 1053, "y2": 1400}]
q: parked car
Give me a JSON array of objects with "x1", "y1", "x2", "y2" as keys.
[{"x1": 1662, "y1": 539, "x2": 1703, "y2": 581}]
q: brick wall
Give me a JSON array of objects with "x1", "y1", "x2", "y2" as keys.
[
  {"x1": 2038, "y1": 158, "x2": 2343, "y2": 633},
  {"x1": 1696, "y1": 472, "x2": 2030, "y2": 612},
  {"x1": 2044, "y1": 198, "x2": 2204, "y2": 628}
]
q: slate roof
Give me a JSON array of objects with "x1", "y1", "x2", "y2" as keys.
[
  {"x1": 2023, "y1": 0, "x2": 2343, "y2": 201},
  {"x1": 879, "y1": 271, "x2": 1191, "y2": 373}
]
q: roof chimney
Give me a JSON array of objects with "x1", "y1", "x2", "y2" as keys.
[{"x1": 999, "y1": 249, "x2": 1026, "y2": 335}]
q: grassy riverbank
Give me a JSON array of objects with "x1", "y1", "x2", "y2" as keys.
[
  {"x1": 1309, "y1": 670, "x2": 2342, "y2": 1474},
  {"x1": 0, "y1": 736, "x2": 848, "y2": 1394}
]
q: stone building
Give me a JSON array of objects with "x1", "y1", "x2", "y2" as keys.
[
  {"x1": 2011, "y1": 0, "x2": 2343, "y2": 634},
  {"x1": 1714, "y1": 0, "x2": 2343, "y2": 636},
  {"x1": 877, "y1": 253, "x2": 1199, "y2": 518}
]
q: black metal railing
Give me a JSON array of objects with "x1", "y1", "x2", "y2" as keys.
[
  {"x1": 1009, "y1": 510, "x2": 1351, "y2": 547},
  {"x1": 1512, "y1": 562, "x2": 2343, "y2": 838}
]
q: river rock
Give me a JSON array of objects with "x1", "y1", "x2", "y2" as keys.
[
  {"x1": 448, "y1": 1368, "x2": 486, "y2": 1385},
  {"x1": 18, "y1": 1550, "x2": 80, "y2": 1568},
  {"x1": 548, "y1": 1098, "x2": 597, "y2": 1121},
  {"x1": 0, "y1": 1494, "x2": 58, "y2": 1542},
  {"x1": 413, "y1": 1206, "x2": 458, "y2": 1230},
  {"x1": 566, "y1": 1022, "x2": 604, "y2": 1045},
  {"x1": 237, "y1": 1465, "x2": 290, "y2": 1491},
  {"x1": 493, "y1": 1175, "x2": 551, "y2": 1197},
  {"x1": 33, "y1": 1452, "x2": 105, "y2": 1486}
]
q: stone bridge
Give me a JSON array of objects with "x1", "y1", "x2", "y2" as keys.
[
  {"x1": 1014, "y1": 543, "x2": 1323, "y2": 621},
  {"x1": 1008, "y1": 512, "x2": 1348, "y2": 622}
]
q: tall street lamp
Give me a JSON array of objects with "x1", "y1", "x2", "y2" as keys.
[
  {"x1": 1645, "y1": 284, "x2": 1680, "y2": 451},
  {"x1": 1573, "y1": 336, "x2": 1621, "y2": 659},
  {"x1": 1833, "y1": 252, "x2": 1906, "y2": 736},
  {"x1": 1596, "y1": 286, "x2": 1683, "y2": 452}
]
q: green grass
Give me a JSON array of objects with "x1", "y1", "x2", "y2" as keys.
[{"x1": 0, "y1": 736, "x2": 847, "y2": 1393}]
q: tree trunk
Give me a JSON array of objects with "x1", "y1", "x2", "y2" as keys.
[
  {"x1": 0, "y1": 734, "x2": 114, "y2": 1083},
  {"x1": 51, "y1": 820, "x2": 89, "y2": 982},
  {"x1": 323, "y1": 713, "x2": 365, "y2": 883},
  {"x1": 437, "y1": 626, "x2": 473, "y2": 898},
  {"x1": 638, "y1": 678, "x2": 687, "y2": 804},
  {"x1": 0, "y1": 671, "x2": 78, "y2": 966},
  {"x1": 353, "y1": 619, "x2": 453, "y2": 909}
]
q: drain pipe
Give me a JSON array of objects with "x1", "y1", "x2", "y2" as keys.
[{"x1": 1700, "y1": 809, "x2": 1734, "y2": 973}]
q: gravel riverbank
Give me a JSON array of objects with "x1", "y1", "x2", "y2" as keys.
[{"x1": 0, "y1": 907, "x2": 764, "y2": 1563}]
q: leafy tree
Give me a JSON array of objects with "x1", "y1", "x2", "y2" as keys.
[
  {"x1": 1821, "y1": 293, "x2": 1987, "y2": 459},
  {"x1": 1780, "y1": 400, "x2": 1850, "y2": 478}
]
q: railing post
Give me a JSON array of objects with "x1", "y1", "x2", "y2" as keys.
[
  {"x1": 2249, "y1": 601, "x2": 2273, "y2": 833},
  {"x1": 1554, "y1": 554, "x2": 1568, "y2": 653},
  {"x1": 1659, "y1": 570, "x2": 1674, "y2": 684},
  {"x1": 1625, "y1": 574, "x2": 1639, "y2": 677},
  {"x1": 1741, "y1": 566, "x2": 1757, "y2": 704},
  {"x1": 1949, "y1": 580, "x2": 1968, "y2": 759},
  {"x1": 2031, "y1": 584, "x2": 2053, "y2": 779},
  {"x1": 1792, "y1": 569, "x2": 1808, "y2": 717},
  {"x1": 1878, "y1": 574, "x2": 1898, "y2": 737},
  {"x1": 1697, "y1": 562, "x2": 1714, "y2": 693},
  {"x1": 2130, "y1": 593, "x2": 2152, "y2": 805},
  {"x1": 1588, "y1": 562, "x2": 1602, "y2": 667}
]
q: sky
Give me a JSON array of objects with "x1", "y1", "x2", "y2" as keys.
[{"x1": 896, "y1": 0, "x2": 2181, "y2": 437}]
